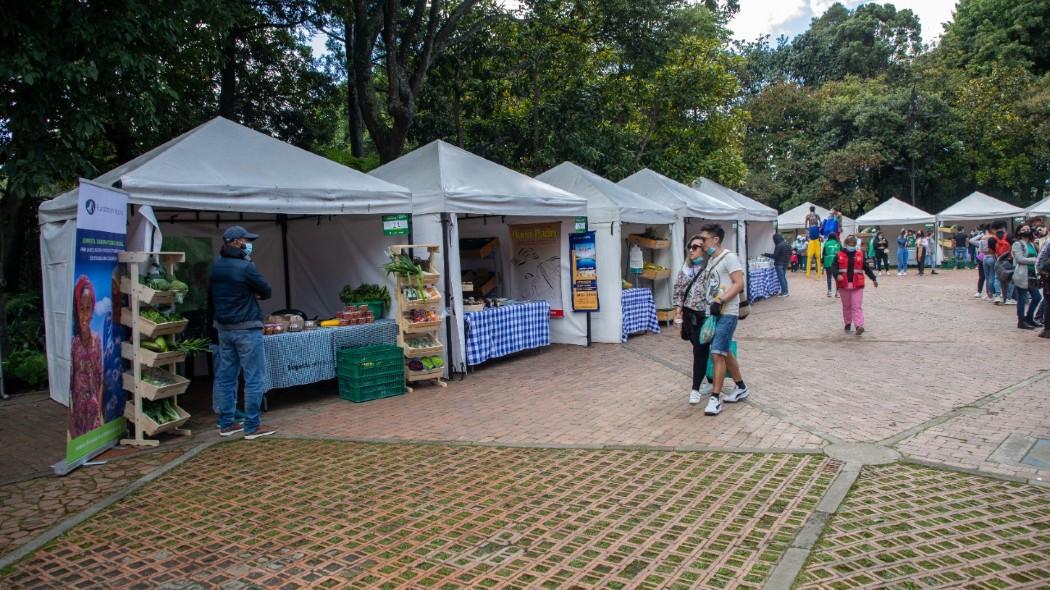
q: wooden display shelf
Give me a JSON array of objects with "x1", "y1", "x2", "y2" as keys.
[
  {"x1": 120, "y1": 277, "x2": 175, "y2": 306},
  {"x1": 627, "y1": 234, "x2": 671, "y2": 250},
  {"x1": 121, "y1": 342, "x2": 187, "y2": 368},
  {"x1": 400, "y1": 297, "x2": 441, "y2": 310},
  {"x1": 404, "y1": 344, "x2": 444, "y2": 358},
  {"x1": 123, "y1": 401, "x2": 190, "y2": 437},
  {"x1": 460, "y1": 237, "x2": 499, "y2": 258},
  {"x1": 404, "y1": 320, "x2": 442, "y2": 333},
  {"x1": 406, "y1": 367, "x2": 446, "y2": 382},
  {"x1": 121, "y1": 310, "x2": 189, "y2": 338},
  {"x1": 471, "y1": 274, "x2": 497, "y2": 297},
  {"x1": 656, "y1": 309, "x2": 676, "y2": 323},
  {"x1": 123, "y1": 369, "x2": 190, "y2": 400},
  {"x1": 640, "y1": 268, "x2": 671, "y2": 280},
  {"x1": 463, "y1": 304, "x2": 485, "y2": 313}
]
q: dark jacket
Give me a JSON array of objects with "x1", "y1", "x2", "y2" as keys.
[
  {"x1": 209, "y1": 245, "x2": 272, "y2": 330},
  {"x1": 765, "y1": 234, "x2": 791, "y2": 267}
]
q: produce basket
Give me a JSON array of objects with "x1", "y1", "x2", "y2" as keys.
[
  {"x1": 404, "y1": 319, "x2": 442, "y2": 333},
  {"x1": 123, "y1": 369, "x2": 191, "y2": 400},
  {"x1": 121, "y1": 342, "x2": 187, "y2": 369},
  {"x1": 121, "y1": 310, "x2": 189, "y2": 338},
  {"x1": 627, "y1": 234, "x2": 671, "y2": 250},
  {"x1": 641, "y1": 268, "x2": 671, "y2": 280},
  {"x1": 404, "y1": 344, "x2": 444, "y2": 358},
  {"x1": 656, "y1": 308, "x2": 676, "y2": 324},
  {"x1": 406, "y1": 366, "x2": 444, "y2": 382},
  {"x1": 337, "y1": 345, "x2": 404, "y2": 379},
  {"x1": 125, "y1": 401, "x2": 190, "y2": 436},
  {"x1": 120, "y1": 277, "x2": 174, "y2": 306}
]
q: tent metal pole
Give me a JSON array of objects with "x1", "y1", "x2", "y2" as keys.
[
  {"x1": 279, "y1": 214, "x2": 291, "y2": 309},
  {"x1": 440, "y1": 213, "x2": 457, "y2": 376}
]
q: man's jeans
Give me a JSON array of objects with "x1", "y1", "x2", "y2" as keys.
[
  {"x1": 954, "y1": 247, "x2": 967, "y2": 264},
  {"x1": 775, "y1": 264, "x2": 788, "y2": 295},
  {"x1": 214, "y1": 328, "x2": 266, "y2": 432},
  {"x1": 982, "y1": 256, "x2": 999, "y2": 297}
]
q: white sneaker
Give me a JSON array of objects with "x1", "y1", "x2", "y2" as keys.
[
  {"x1": 699, "y1": 382, "x2": 714, "y2": 395},
  {"x1": 689, "y1": 390, "x2": 703, "y2": 405},
  {"x1": 704, "y1": 396, "x2": 723, "y2": 415},
  {"x1": 1005, "y1": 299, "x2": 1017, "y2": 305},
  {"x1": 723, "y1": 385, "x2": 750, "y2": 403},
  {"x1": 973, "y1": 292, "x2": 981, "y2": 298}
]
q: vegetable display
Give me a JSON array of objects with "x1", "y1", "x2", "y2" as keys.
[
  {"x1": 140, "y1": 309, "x2": 184, "y2": 323},
  {"x1": 141, "y1": 369, "x2": 178, "y2": 387},
  {"x1": 383, "y1": 253, "x2": 426, "y2": 290},
  {"x1": 175, "y1": 338, "x2": 210, "y2": 355},
  {"x1": 339, "y1": 283, "x2": 390, "y2": 309},
  {"x1": 142, "y1": 398, "x2": 182, "y2": 424}
]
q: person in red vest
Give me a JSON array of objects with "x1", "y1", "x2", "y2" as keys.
[{"x1": 834, "y1": 234, "x2": 879, "y2": 335}]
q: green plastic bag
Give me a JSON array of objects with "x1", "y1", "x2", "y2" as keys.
[
  {"x1": 706, "y1": 340, "x2": 738, "y2": 378},
  {"x1": 698, "y1": 315, "x2": 717, "y2": 344}
]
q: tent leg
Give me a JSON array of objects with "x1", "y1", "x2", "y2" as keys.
[
  {"x1": 279, "y1": 214, "x2": 291, "y2": 309},
  {"x1": 440, "y1": 213, "x2": 457, "y2": 376}
]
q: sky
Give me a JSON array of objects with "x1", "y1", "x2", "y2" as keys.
[{"x1": 728, "y1": 0, "x2": 959, "y2": 47}]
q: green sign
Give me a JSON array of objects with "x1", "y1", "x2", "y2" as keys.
[
  {"x1": 924, "y1": 223, "x2": 935, "y2": 230},
  {"x1": 574, "y1": 217, "x2": 588, "y2": 233},
  {"x1": 382, "y1": 214, "x2": 409, "y2": 236}
]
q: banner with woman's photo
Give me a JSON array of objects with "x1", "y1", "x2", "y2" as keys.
[{"x1": 59, "y1": 180, "x2": 129, "y2": 473}]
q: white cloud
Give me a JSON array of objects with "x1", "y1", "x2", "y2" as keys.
[
  {"x1": 728, "y1": 0, "x2": 808, "y2": 42},
  {"x1": 885, "y1": 0, "x2": 957, "y2": 46},
  {"x1": 95, "y1": 297, "x2": 112, "y2": 318}
]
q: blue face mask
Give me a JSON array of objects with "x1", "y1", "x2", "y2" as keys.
[
  {"x1": 706, "y1": 246, "x2": 717, "y2": 256},
  {"x1": 243, "y1": 242, "x2": 254, "y2": 257},
  {"x1": 691, "y1": 255, "x2": 704, "y2": 265},
  {"x1": 845, "y1": 246, "x2": 856, "y2": 252}
]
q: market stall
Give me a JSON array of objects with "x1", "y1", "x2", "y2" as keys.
[
  {"x1": 536, "y1": 162, "x2": 676, "y2": 343},
  {"x1": 777, "y1": 202, "x2": 858, "y2": 239},
  {"x1": 936, "y1": 192, "x2": 1025, "y2": 266},
  {"x1": 1026, "y1": 196, "x2": 1050, "y2": 218},
  {"x1": 38, "y1": 117, "x2": 413, "y2": 406},
  {"x1": 370, "y1": 140, "x2": 587, "y2": 372},
  {"x1": 618, "y1": 169, "x2": 742, "y2": 301},
  {"x1": 855, "y1": 197, "x2": 935, "y2": 266}
]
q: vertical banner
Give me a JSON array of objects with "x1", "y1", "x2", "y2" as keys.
[
  {"x1": 569, "y1": 231, "x2": 599, "y2": 311},
  {"x1": 509, "y1": 222, "x2": 563, "y2": 316},
  {"x1": 59, "y1": 180, "x2": 129, "y2": 473}
]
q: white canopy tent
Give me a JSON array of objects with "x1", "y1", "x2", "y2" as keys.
[
  {"x1": 777, "y1": 202, "x2": 858, "y2": 238},
  {"x1": 38, "y1": 117, "x2": 413, "y2": 406},
  {"x1": 693, "y1": 177, "x2": 778, "y2": 264},
  {"x1": 1026, "y1": 196, "x2": 1050, "y2": 217},
  {"x1": 370, "y1": 141, "x2": 587, "y2": 373},
  {"x1": 856, "y1": 197, "x2": 936, "y2": 263},
  {"x1": 536, "y1": 162, "x2": 676, "y2": 343},
  {"x1": 618, "y1": 169, "x2": 742, "y2": 286},
  {"x1": 937, "y1": 191, "x2": 1025, "y2": 223}
]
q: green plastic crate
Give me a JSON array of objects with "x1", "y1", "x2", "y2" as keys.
[
  {"x1": 337, "y1": 344, "x2": 403, "y2": 378},
  {"x1": 340, "y1": 368, "x2": 404, "y2": 390},
  {"x1": 339, "y1": 377, "x2": 405, "y2": 403}
]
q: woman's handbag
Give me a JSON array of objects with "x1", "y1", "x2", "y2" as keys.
[
  {"x1": 679, "y1": 270, "x2": 705, "y2": 341},
  {"x1": 698, "y1": 315, "x2": 717, "y2": 344},
  {"x1": 738, "y1": 296, "x2": 751, "y2": 320}
]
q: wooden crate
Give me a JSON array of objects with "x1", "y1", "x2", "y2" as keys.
[
  {"x1": 628, "y1": 234, "x2": 671, "y2": 250},
  {"x1": 460, "y1": 237, "x2": 499, "y2": 258},
  {"x1": 123, "y1": 370, "x2": 191, "y2": 400},
  {"x1": 121, "y1": 342, "x2": 187, "y2": 369},
  {"x1": 641, "y1": 268, "x2": 671, "y2": 280},
  {"x1": 121, "y1": 310, "x2": 189, "y2": 338},
  {"x1": 124, "y1": 401, "x2": 190, "y2": 436}
]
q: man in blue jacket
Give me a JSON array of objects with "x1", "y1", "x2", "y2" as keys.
[{"x1": 209, "y1": 226, "x2": 275, "y2": 439}]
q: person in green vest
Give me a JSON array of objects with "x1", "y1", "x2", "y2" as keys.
[{"x1": 822, "y1": 233, "x2": 842, "y2": 298}]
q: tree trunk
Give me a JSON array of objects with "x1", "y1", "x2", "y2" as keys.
[
  {"x1": 218, "y1": 30, "x2": 239, "y2": 119},
  {"x1": 342, "y1": 13, "x2": 365, "y2": 157}
]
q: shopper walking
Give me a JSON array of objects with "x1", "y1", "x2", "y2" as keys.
[
  {"x1": 674, "y1": 235, "x2": 716, "y2": 405},
  {"x1": 765, "y1": 233, "x2": 791, "y2": 297},
  {"x1": 822, "y1": 233, "x2": 842, "y2": 297},
  {"x1": 694, "y1": 224, "x2": 749, "y2": 417},
  {"x1": 1011, "y1": 225, "x2": 1043, "y2": 330},
  {"x1": 874, "y1": 232, "x2": 889, "y2": 275},
  {"x1": 896, "y1": 229, "x2": 909, "y2": 275},
  {"x1": 833, "y1": 235, "x2": 878, "y2": 335},
  {"x1": 970, "y1": 226, "x2": 990, "y2": 299},
  {"x1": 209, "y1": 225, "x2": 276, "y2": 439},
  {"x1": 1037, "y1": 238, "x2": 1050, "y2": 338},
  {"x1": 954, "y1": 226, "x2": 969, "y2": 266},
  {"x1": 916, "y1": 230, "x2": 928, "y2": 276}
]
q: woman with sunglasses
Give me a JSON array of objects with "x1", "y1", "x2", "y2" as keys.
[{"x1": 673, "y1": 235, "x2": 717, "y2": 405}]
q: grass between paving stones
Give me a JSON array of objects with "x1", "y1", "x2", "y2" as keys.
[
  {"x1": 794, "y1": 462, "x2": 1050, "y2": 589},
  {"x1": 1, "y1": 440, "x2": 840, "y2": 589}
]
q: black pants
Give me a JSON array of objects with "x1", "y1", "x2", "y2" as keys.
[
  {"x1": 686, "y1": 308, "x2": 711, "y2": 390},
  {"x1": 875, "y1": 251, "x2": 888, "y2": 271},
  {"x1": 917, "y1": 252, "x2": 926, "y2": 275},
  {"x1": 826, "y1": 268, "x2": 835, "y2": 293},
  {"x1": 977, "y1": 259, "x2": 986, "y2": 293}
]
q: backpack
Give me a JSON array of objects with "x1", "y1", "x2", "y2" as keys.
[
  {"x1": 995, "y1": 252, "x2": 1014, "y2": 285},
  {"x1": 993, "y1": 234, "x2": 1011, "y2": 258}
]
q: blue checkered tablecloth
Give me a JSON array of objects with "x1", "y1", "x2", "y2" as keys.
[
  {"x1": 748, "y1": 266, "x2": 781, "y2": 301},
  {"x1": 621, "y1": 288, "x2": 660, "y2": 342},
  {"x1": 263, "y1": 319, "x2": 397, "y2": 391},
  {"x1": 464, "y1": 301, "x2": 550, "y2": 366}
]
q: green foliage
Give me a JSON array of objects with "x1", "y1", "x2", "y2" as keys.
[
  {"x1": 4, "y1": 350, "x2": 48, "y2": 389},
  {"x1": 940, "y1": 0, "x2": 1050, "y2": 75}
]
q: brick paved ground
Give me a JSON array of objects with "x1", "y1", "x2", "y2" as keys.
[
  {"x1": 797, "y1": 463, "x2": 1050, "y2": 589},
  {"x1": 0, "y1": 392, "x2": 67, "y2": 482},
  {"x1": 1, "y1": 441, "x2": 840, "y2": 589},
  {"x1": 0, "y1": 449, "x2": 181, "y2": 556}
]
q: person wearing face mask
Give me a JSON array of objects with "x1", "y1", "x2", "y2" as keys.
[
  {"x1": 873, "y1": 232, "x2": 889, "y2": 275},
  {"x1": 208, "y1": 226, "x2": 275, "y2": 439},
  {"x1": 1010, "y1": 225, "x2": 1042, "y2": 330},
  {"x1": 673, "y1": 236, "x2": 719, "y2": 405},
  {"x1": 821, "y1": 233, "x2": 842, "y2": 297},
  {"x1": 833, "y1": 234, "x2": 878, "y2": 335}
]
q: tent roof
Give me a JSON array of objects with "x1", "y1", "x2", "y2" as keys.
[
  {"x1": 617, "y1": 169, "x2": 740, "y2": 221},
  {"x1": 39, "y1": 117, "x2": 411, "y2": 224},
  {"x1": 777, "y1": 202, "x2": 856, "y2": 231},
  {"x1": 937, "y1": 191, "x2": 1025, "y2": 221},
  {"x1": 536, "y1": 162, "x2": 675, "y2": 225},
  {"x1": 1026, "y1": 196, "x2": 1050, "y2": 216},
  {"x1": 693, "y1": 178, "x2": 777, "y2": 221},
  {"x1": 370, "y1": 140, "x2": 586, "y2": 216},
  {"x1": 855, "y1": 197, "x2": 935, "y2": 226}
]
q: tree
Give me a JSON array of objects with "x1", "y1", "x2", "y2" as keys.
[{"x1": 940, "y1": 0, "x2": 1050, "y2": 75}]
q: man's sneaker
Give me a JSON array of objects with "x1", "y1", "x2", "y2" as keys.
[
  {"x1": 723, "y1": 386, "x2": 750, "y2": 403},
  {"x1": 244, "y1": 424, "x2": 278, "y2": 440},
  {"x1": 704, "y1": 396, "x2": 723, "y2": 416},
  {"x1": 218, "y1": 423, "x2": 244, "y2": 437},
  {"x1": 1005, "y1": 299, "x2": 1017, "y2": 305},
  {"x1": 689, "y1": 390, "x2": 703, "y2": 405},
  {"x1": 993, "y1": 298, "x2": 1003, "y2": 306}
]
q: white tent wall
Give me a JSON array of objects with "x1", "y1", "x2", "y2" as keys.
[
  {"x1": 457, "y1": 216, "x2": 588, "y2": 347},
  {"x1": 685, "y1": 218, "x2": 740, "y2": 257},
  {"x1": 746, "y1": 222, "x2": 776, "y2": 261},
  {"x1": 40, "y1": 220, "x2": 77, "y2": 405},
  {"x1": 593, "y1": 221, "x2": 625, "y2": 343}
]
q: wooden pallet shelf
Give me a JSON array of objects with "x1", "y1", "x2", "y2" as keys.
[{"x1": 390, "y1": 244, "x2": 448, "y2": 391}]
